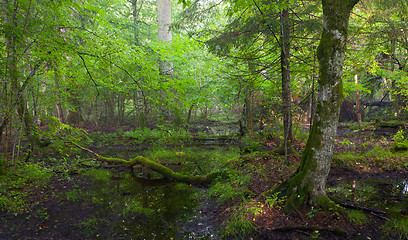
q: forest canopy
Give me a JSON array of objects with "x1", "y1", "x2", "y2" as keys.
[{"x1": 1, "y1": 0, "x2": 407, "y2": 139}]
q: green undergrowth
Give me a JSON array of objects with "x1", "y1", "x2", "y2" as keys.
[
  {"x1": 209, "y1": 171, "x2": 252, "y2": 206},
  {"x1": 338, "y1": 121, "x2": 375, "y2": 131},
  {"x1": 208, "y1": 167, "x2": 257, "y2": 239},
  {"x1": 391, "y1": 129, "x2": 408, "y2": 152},
  {"x1": 208, "y1": 154, "x2": 271, "y2": 239},
  {"x1": 214, "y1": 188, "x2": 285, "y2": 239},
  {"x1": 89, "y1": 124, "x2": 236, "y2": 147},
  {"x1": 333, "y1": 145, "x2": 408, "y2": 170},
  {"x1": 383, "y1": 217, "x2": 408, "y2": 240},
  {"x1": 0, "y1": 161, "x2": 53, "y2": 215},
  {"x1": 76, "y1": 216, "x2": 106, "y2": 237},
  {"x1": 259, "y1": 121, "x2": 309, "y2": 145},
  {"x1": 220, "y1": 202, "x2": 259, "y2": 239},
  {"x1": 39, "y1": 116, "x2": 90, "y2": 156},
  {"x1": 346, "y1": 210, "x2": 368, "y2": 225},
  {"x1": 143, "y1": 146, "x2": 239, "y2": 176},
  {"x1": 123, "y1": 126, "x2": 190, "y2": 145}
]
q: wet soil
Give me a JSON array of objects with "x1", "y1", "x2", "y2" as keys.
[
  {"x1": 0, "y1": 175, "x2": 98, "y2": 240},
  {"x1": 1, "y1": 125, "x2": 407, "y2": 239}
]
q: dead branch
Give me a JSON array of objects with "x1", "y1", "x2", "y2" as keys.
[{"x1": 75, "y1": 144, "x2": 223, "y2": 184}]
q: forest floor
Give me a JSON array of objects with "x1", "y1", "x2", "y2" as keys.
[
  {"x1": 241, "y1": 124, "x2": 408, "y2": 240},
  {"x1": 1, "y1": 123, "x2": 407, "y2": 239}
]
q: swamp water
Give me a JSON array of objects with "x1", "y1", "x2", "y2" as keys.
[
  {"x1": 327, "y1": 176, "x2": 408, "y2": 217},
  {"x1": 73, "y1": 145, "x2": 240, "y2": 239}
]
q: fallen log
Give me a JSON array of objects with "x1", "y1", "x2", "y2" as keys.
[{"x1": 75, "y1": 144, "x2": 223, "y2": 185}]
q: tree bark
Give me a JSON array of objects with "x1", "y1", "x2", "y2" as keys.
[
  {"x1": 280, "y1": 7, "x2": 293, "y2": 159},
  {"x1": 54, "y1": 64, "x2": 65, "y2": 123},
  {"x1": 131, "y1": 0, "x2": 140, "y2": 45},
  {"x1": 131, "y1": 0, "x2": 147, "y2": 127},
  {"x1": 275, "y1": 0, "x2": 359, "y2": 210},
  {"x1": 157, "y1": 0, "x2": 173, "y2": 76},
  {"x1": 245, "y1": 86, "x2": 254, "y2": 137}
]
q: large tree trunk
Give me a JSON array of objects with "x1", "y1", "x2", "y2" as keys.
[{"x1": 275, "y1": 0, "x2": 359, "y2": 210}]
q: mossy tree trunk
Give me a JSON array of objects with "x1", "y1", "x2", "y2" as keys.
[{"x1": 275, "y1": 0, "x2": 359, "y2": 210}]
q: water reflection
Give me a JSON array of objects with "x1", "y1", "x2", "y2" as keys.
[
  {"x1": 78, "y1": 145, "x2": 239, "y2": 239},
  {"x1": 398, "y1": 180, "x2": 408, "y2": 195},
  {"x1": 327, "y1": 177, "x2": 408, "y2": 216}
]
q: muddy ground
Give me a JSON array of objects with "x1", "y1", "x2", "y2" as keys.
[{"x1": 1, "y1": 125, "x2": 407, "y2": 240}]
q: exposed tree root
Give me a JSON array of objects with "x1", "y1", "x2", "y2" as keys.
[
  {"x1": 336, "y1": 201, "x2": 389, "y2": 221},
  {"x1": 271, "y1": 225, "x2": 348, "y2": 237},
  {"x1": 75, "y1": 144, "x2": 223, "y2": 185}
]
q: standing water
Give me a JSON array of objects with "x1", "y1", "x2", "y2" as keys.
[
  {"x1": 327, "y1": 176, "x2": 408, "y2": 217},
  {"x1": 75, "y1": 145, "x2": 239, "y2": 239}
]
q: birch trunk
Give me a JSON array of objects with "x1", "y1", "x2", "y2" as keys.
[
  {"x1": 157, "y1": 0, "x2": 173, "y2": 76},
  {"x1": 275, "y1": 0, "x2": 359, "y2": 210}
]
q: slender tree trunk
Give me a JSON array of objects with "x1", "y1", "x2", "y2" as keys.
[
  {"x1": 275, "y1": 0, "x2": 359, "y2": 210},
  {"x1": 3, "y1": 0, "x2": 41, "y2": 146},
  {"x1": 245, "y1": 93, "x2": 254, "y2": 136},
  {"x1": 355, "y1": 74, "x2": 362, "y2": 127},
  {"x1": 0, "y1": 0, "x2": 13, "y2": 147},
  {"x1": 280, "y1": 7, "x2": 293, "y2": 158},
  {"x1": 136, "y1": 90, "x2": 146, "y2": 127},
  {"x1": 131, "y1": 0, "x2": 147, "y2": 127},
  {"x1": 202, "y1": 106, "x2": 208, "y2": 121},
  {"x1": 67, "y1": 90, "x2": 82, "y2": 126},
  {"x1": 131, "y1": 0, "x2": 140, "y2": 45},
  {"x1": 187, "y1": 103, "x2": 195, "y2": 123},
  {"x1": 105, "y1": 95, "x2": 116, "y2": 127},
  {"x1": 52, "y1": 62, "x2": 65, "y2": 123},
  {"x1": 117, "y1": 93, "x2": 125, "y2": 125}
]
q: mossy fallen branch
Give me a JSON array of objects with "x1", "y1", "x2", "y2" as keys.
[{"x1": 75, "y1": 144, "x2": 222, "y2": 184}]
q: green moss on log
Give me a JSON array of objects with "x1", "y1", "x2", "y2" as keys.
[{"x1": 76, "y1": 144, "x2": 222, "y2": 184}]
